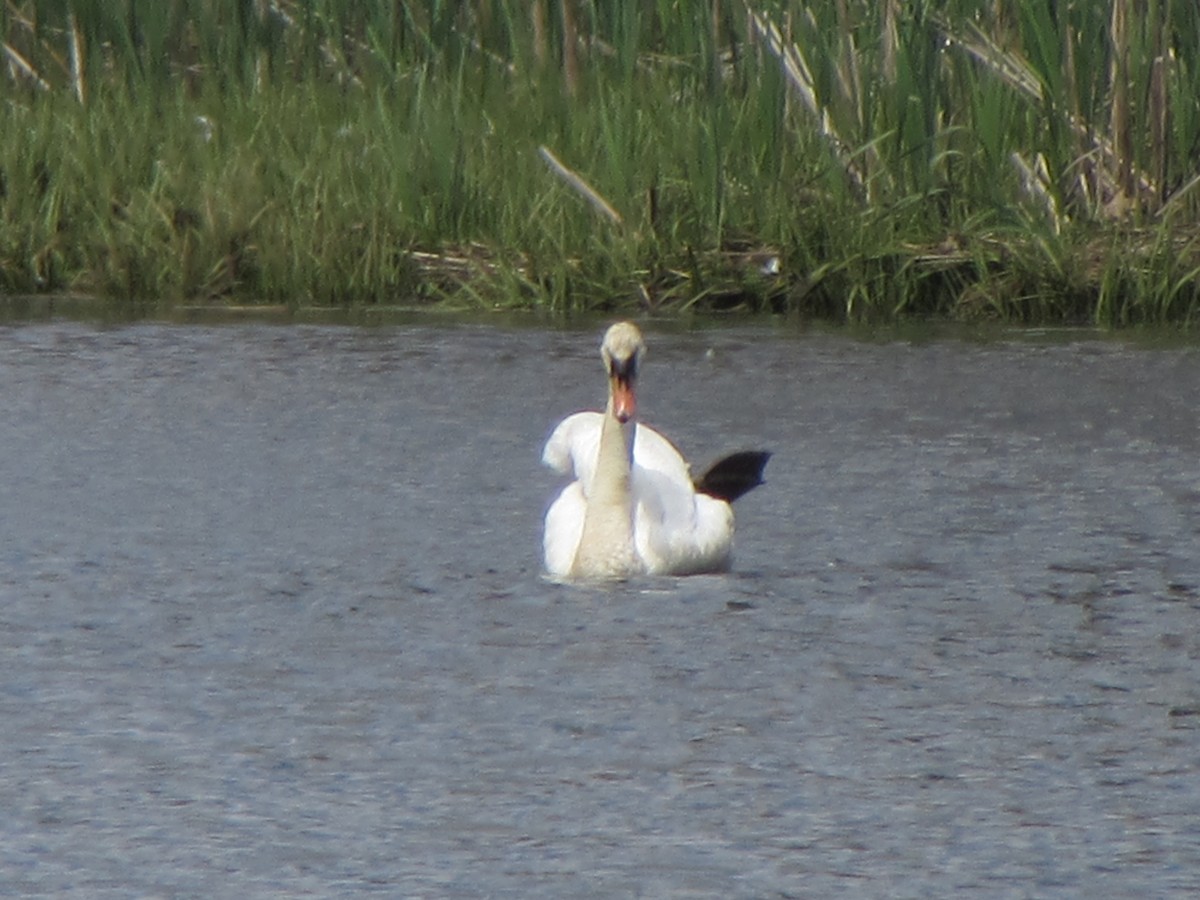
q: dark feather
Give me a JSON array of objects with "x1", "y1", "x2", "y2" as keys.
[{"x1": 694, "y1": 450, "x2": 771, "y2": 502}]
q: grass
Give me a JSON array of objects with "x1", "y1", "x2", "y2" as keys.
[{"x1": 2, "y1": 1, "x2": 1200, "y2": 324}]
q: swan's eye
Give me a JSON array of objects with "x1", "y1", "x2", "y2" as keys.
[{"x1": 609, "y1": 355, "x2": 638, "y2": 382}]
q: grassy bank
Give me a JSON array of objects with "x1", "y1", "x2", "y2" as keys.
[{"x1": 3, "y1": 1, "x2": 1200, "y2": 324}]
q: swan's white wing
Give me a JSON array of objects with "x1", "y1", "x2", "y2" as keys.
[
  {"x1": 543, "y1": 413, "x2": 689, "y2": 494},
  {"x1": 542, "y1": 413, "x2": 603, "y2": 576},
  {"x1": 543, "y1": 481, "x2": 586, "y2": 577},
  {"x1": 542, "y1": 412, "x2": 604, "y2": 489},
  {"x1": 630, "y1": 422, "x2": 733, "y2": 574},
  {"x1": 632, "y1": 423, "x2": 693, "y2": 487},
  {"x1": 633, "y1": 470, "x2": 734, "y2": 575}
]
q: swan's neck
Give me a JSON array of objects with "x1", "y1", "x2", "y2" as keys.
[{"x1": 571, "y1": 408, "x2": 638, "y2": 577}]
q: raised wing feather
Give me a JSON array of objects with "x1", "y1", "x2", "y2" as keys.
[{"x1": 542, "y1": 412, "x2": 693, "y2": 495}]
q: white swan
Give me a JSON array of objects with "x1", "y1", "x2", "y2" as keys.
[{"x1": 542, "y1": 322, "x2": 769, "y2": 579}]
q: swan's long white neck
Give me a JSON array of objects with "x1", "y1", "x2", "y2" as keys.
[
  {"x1": 591, "y1": 399, "x2": 635, "y2": 506},
  {"x1": 570, "y1": 400, "x2": 638, "y2": 577}
]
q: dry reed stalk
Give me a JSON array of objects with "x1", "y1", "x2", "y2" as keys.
[
  {"x1": 532, "y1": 0, "x2": 548, "y2": 66},
  {"x1": 1011, "y1": 151, "x2": 1062, "y2": 234},
  {"x1": 538, "y1": 146, "x2": 624, "y2": 227},
  {"x1": 833, "y1": 0, "x2": 862, "y2": 127},
  {"x1": 949, "y1": 20, "x2": 1041, "y2": 99},
  {"x1": 991, "y1": 0, "x2": 1018, "y2": 50},
  {"x1": 710, "y1": 0, "x2": 722, "y2": 85},
  {"x1": 2, "y1": 41, "x2": 49, "y2": 90},
  {"x1": 943, "y1": 16, "x2": 1157, "y2": 215},
  {"x1": 68, "y1": 11, "x2": 85, "y2": 105},
  {"x1": 1147, "y1": 0, "x2": 1169, "y2": 208},
  {"x1": 1108, "y1": 0, "x2": 1134, "y2": 207},
  {"x1": 560, "y1": 0, "x2": 578, "y2": 96},
  {"x1": 409, "y1": 243, "x2": 523, "y2": 286},
  {"x1": 881, "y1": 0, "x2": 899, "y2": 84},
  {"x1": 1061, "y1": 12, "x2": 1088, "y2": 205},
  {"x1": 744, "y1": 4, "x2": 866, "y2": 197}
]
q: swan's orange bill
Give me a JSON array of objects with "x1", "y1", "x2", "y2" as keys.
[{"x1": 612, "y1": 378, "x2": 637, "y2": 423}]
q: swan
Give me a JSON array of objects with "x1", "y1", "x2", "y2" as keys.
[{"x1": 542, "y1": 321, "x2": 770, "y2": 579}]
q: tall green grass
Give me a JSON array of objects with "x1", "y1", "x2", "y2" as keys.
[{"x1": 2, "y1": 1, "x2": 1200, "y2": 323}]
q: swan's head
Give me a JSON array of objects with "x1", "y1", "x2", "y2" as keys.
[{"x1": 601, "y1": 321, "x2": 645, "y2": 424}]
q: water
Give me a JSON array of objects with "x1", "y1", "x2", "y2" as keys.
[{"x1": 0, "y1": 320, "x2": 1198, "y2": 897}]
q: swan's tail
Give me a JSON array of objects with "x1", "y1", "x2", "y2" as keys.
[{"x1": 694, "y1": 451, "x2": 771, "y2": 503}]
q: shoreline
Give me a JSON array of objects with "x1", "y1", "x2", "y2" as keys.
[{"x1": 7, "y1": 291, "x2": 1200, "y2": 353}]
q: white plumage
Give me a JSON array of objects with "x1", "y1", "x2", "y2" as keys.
[
  {"x1": 541, "y1": 322, "x2": 766, "y2": 579},
  {"x1": 543, "y1": 412, "x2": 735, "y2": 577}
]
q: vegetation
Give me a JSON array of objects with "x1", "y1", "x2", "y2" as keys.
[{"x1": 2, "y1": 1, "x2": 1200, "y2": 324}]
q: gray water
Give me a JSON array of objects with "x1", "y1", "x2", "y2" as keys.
[{"x1": 0, "y1": 320, "x2": 1198, "y2": 898}]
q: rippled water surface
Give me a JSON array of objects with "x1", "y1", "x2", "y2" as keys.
[{"x1": 1, "y1": 320, "x2": 1198, "y2": 897}]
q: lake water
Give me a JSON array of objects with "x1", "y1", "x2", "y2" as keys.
[{"x1": 0, "y1": 318, "x2": 1198, "y2": 897}]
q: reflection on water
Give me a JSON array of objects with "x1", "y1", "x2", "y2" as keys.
[{"x1": 0, "y1": 319, "x2": 1198, "y2": 897}]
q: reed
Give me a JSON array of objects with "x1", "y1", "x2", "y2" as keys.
[{"x1": 2, "y1": 1, "x2": 1200, "y2": 323}]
